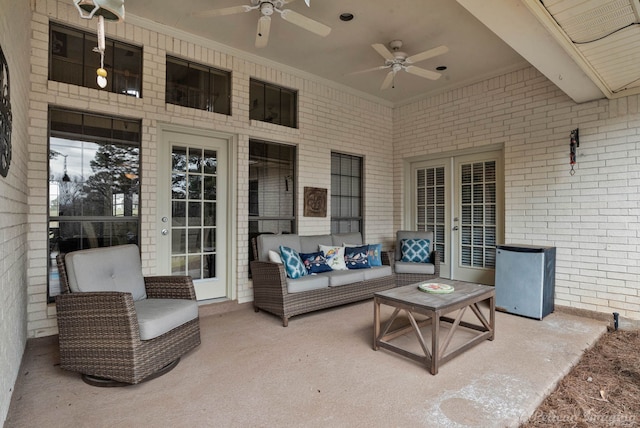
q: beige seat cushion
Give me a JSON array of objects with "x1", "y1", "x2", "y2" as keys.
[{"x1": 134, "y1": 298, "x2": 199, "y2": 340}]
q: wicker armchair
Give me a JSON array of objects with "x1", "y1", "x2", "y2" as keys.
[
  {"x1": 393, "y1": 230, "x2": 441, "y2": 287},
  {"x1": 55, "y1": 245, "x2": 201, "y2": 386}
]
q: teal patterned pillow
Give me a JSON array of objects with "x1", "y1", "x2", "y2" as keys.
[
  {"x1": 279, "y1": 246, "x2": 307, "y2": 279},
  {"x1": 401, "y1": 239, "x2": 431, "y2": 263},
  {"x1": 367, "y1": 243, "x2": 383, "y2": 266}
]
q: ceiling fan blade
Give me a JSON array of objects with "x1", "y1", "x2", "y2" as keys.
[
  {"x1": 193, "y1": 5, "x2": 252, "y2": 18},
  {"x1": 280, "y1": 9, "x2": 331, "y2": 37},
  {"x1": 405, "y1": 65, "x2": 441, "y2": 80},
  {"x1": 372, "y1": 43, "x2": 395, "y2": 62},
  {"x1": 380, "y1": 71, "x2": 395, "y2": 90},
  {"x1": 285, "y1": 0, "x2": 310, "y2": 5},
  {"x1": 348, "y1": 65, "x2": 389, "y2": 76},
  {"x1": 406, "y1": 45, "x2": 449, "y2": 64},
  {"x1": 255, "y1": 16, "x2": 271, "y2": 48}
]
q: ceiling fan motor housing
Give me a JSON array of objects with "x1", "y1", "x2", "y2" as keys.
[{"x1": 260, "y1": 3, "x2": 274, "y2": 15}]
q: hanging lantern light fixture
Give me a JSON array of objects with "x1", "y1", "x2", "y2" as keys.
[{"x1": 73, "y1": 1, "x2": 125, "y2": 89}]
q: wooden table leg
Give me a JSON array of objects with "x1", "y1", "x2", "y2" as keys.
[
  {"x1": 373, "y1": 296, "x2": 380, "y2": 350},
  {"x1": 431, "y1": 310, "x2": 440, "y2": 375},
  {"x1": 489, "y1": 295, "x2": 495, "y2": 341}
]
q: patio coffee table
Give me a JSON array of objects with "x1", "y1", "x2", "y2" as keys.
[{"x1": 373, "y1": 279, "x2": 495, "y2": 374}]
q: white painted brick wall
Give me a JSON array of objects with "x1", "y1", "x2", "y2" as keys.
[
  {"x1": 25, "y1": 0, "x2": 395, "y2": 334},
  {"x1": 394, "y1": 67, "x2": 640, "y2": 320},
  {"x1": 0, "y1": 0, "x2": 31, "y2": 424}
]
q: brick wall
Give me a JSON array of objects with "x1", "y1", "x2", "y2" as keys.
[
  {"x1": 0, "y1": 0, "x2": 31, "y2": 423},
  {"x1": 394, "y1": 67, "x2": 640, "y2": 320},
  {"x1": 25, "y1": 0, "x2": 394, "y2": 336}
]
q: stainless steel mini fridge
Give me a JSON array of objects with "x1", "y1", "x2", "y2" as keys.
[{"x1": 495, "y1": 245, "x2": 556, "y2": 320}]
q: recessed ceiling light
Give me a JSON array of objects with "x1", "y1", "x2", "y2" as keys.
[
  {"x1": 436, "y1": 66, "x2": 447, "y2": 71},
  {"x1": 339, "y1": 13, "x2": 354, "y2": 22}
]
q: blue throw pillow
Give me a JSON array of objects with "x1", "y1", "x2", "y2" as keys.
[
  {"x1": 367, "y1": 243, "x2": 382, "y2": 266},
  {"x1": 299, "y1": 251, "x2": 333, "y2": 274},
  {"x1": 279, "y1": 246, "x2": 307, "y2": 279},
  {"x1": 401, "y1": 239, "x2": 431, "y2": 263},
  {"x1": 344, "y1": 245, "x2": 370, "y2": 269}
]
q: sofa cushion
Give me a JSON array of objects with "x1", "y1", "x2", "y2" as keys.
[
  {"x1": 344, "y1": 245, "x2": 370, "y2": 269},
  {"x1": 345, "y1": 242, "x2": 383, "y2": 267},
  {"x1": 325, "y1": 269, "x2": 366, "y2": 286},
  {"x1": 286, "y1": 275, "x2": 329, "y2": 293},
  {"x1": 64, "y1": 244, "x2": 147, "y2": 301},
  {"x1": 134, "y1": 298, "x2": 199, "y2": 340},
  {"x1": 268, "y1": 250, "x2": 282, "y2": 264},
  {"x1": 395, "y1": 261, "x2": 436, "y2": 275},
  {"x1": 332, "y1": 232, "x2": 363, "y2": 246},
  {"x1": 363, "y1": 265, "x2": 393, "y2": 280},
  {"x1": 395, "y1": 230, "x2": 434, "y2": 261},
  {"x1": 257, "y1": 234, "x2": 301, "y2": 262},
  {"x1": 319, "y1": 245, "x2": 348, "y2": 271},
  {"x1": 279, "y1": 246, "x2": 307, "y2": 279},
  {"x1": 299, "y1": 251, "x2": 333, "y2": 274},
  {"x1": 366, "y1": 243, "x2": 383, "y2": 266},
  {"x1": 299, "y1": 235, "x2": 333, "y2": 253},
  {"x1": 401, "y1": 238, "x2": 431, "y2": 263}
]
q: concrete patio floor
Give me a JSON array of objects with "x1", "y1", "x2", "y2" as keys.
[{"x1": 5, "y1": 300, "x2": 607, "y2": 427}]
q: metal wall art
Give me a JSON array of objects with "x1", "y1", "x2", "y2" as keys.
[
  {"x1": 303, "y1": 187, "x2": 327, "y2": 217},
  {"x1": 0, "y1": 44, "x2": 11, "y2": 178}
]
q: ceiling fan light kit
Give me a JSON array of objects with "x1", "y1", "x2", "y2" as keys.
[{"x1": 196, "y1": 0, "x2": 331, "y2": 48}]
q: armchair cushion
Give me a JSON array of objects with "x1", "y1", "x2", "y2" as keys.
[
  {"x1": 401, "y1": 238, "x2": 431, "y2": 263},
  {"x1": 395, "y1": 230, "x2": 434, "y2": 262},
  {"x1": 134, "y1": 298, "x2": 199, "y2": 340},
  {"x1": 65, "y1": 244, "x2": 147, "y2": 301},
  {"x1": 395, "y1": 261, "x2": 436, "y2": 275}
]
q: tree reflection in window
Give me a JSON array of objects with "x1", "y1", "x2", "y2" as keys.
[{"x1": 48, "y1": 108, "x2": 140, "y2": 300}]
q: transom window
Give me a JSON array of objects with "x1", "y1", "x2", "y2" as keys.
[
  {"x1": 49, "y1": 22, "x2": 142, "y2": 97},
  {"x1": 48, "y1": 108, "x2": 141, "y2": 301},
  {"x1": 249, "y1": 79, "x2": 297, "y2": 128},
  {"x1": 331, "y1": 152, "x2": 363, "y2": 234},
  {"x1": 166, "y1": 56, "x2": 231, "y2": 115}
]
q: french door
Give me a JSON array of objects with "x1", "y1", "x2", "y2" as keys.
[
  {"x1": 158, "y1": 127, "x2": 229, "y2": 300},
  {"x1": 411, "y1": 150, "x2": 503, "y2": 285}
]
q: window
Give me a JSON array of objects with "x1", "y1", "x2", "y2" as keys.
[
  {"x1": 248, "y1": 140, "x2": 296, "y2": 264},
  {"x1": 249, "y1": 79, "x2": 297, "y2": 128},
  {"x1": 331, "y1": 152, "x2": 363, "y2": 234},
  {"x1": 49, "y1": 22, "x2": 143, "y2": 97},
  {"x1": 48, "y1": 108, "x2": 141, "y2": 300},
  {"x1": 166, "y1": 56, "x2": 231, "y2": 115}
]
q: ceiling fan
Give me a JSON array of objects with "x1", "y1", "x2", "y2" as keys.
[
  {"x1": 352, "y1": 40, "x2": 449, "y2": 90},
  {"x1": 194, "y1": 0, "x2": 331, "y2": 48}
]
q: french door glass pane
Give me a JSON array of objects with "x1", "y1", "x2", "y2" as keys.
[
  {"x1": 415, "y1": 166, "x2": 446, "y2": 263},
  {"x1": 459, "y1": 160, "x2": 497, "y2": 268},
  {"x1": 171, "y1": 146, "x2": 218, "y2": 280}
]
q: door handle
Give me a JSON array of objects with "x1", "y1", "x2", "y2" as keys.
[
  {"x1": 161, "y1": 229, "x2": 169, "y2": 236},
  {"x1": 452, "y1": 226, "x2": 459, "y2": 231}
]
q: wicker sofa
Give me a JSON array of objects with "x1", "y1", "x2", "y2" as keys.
[{"x1": 251, "y1": 232, "x2": 396, "y2": 326}]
